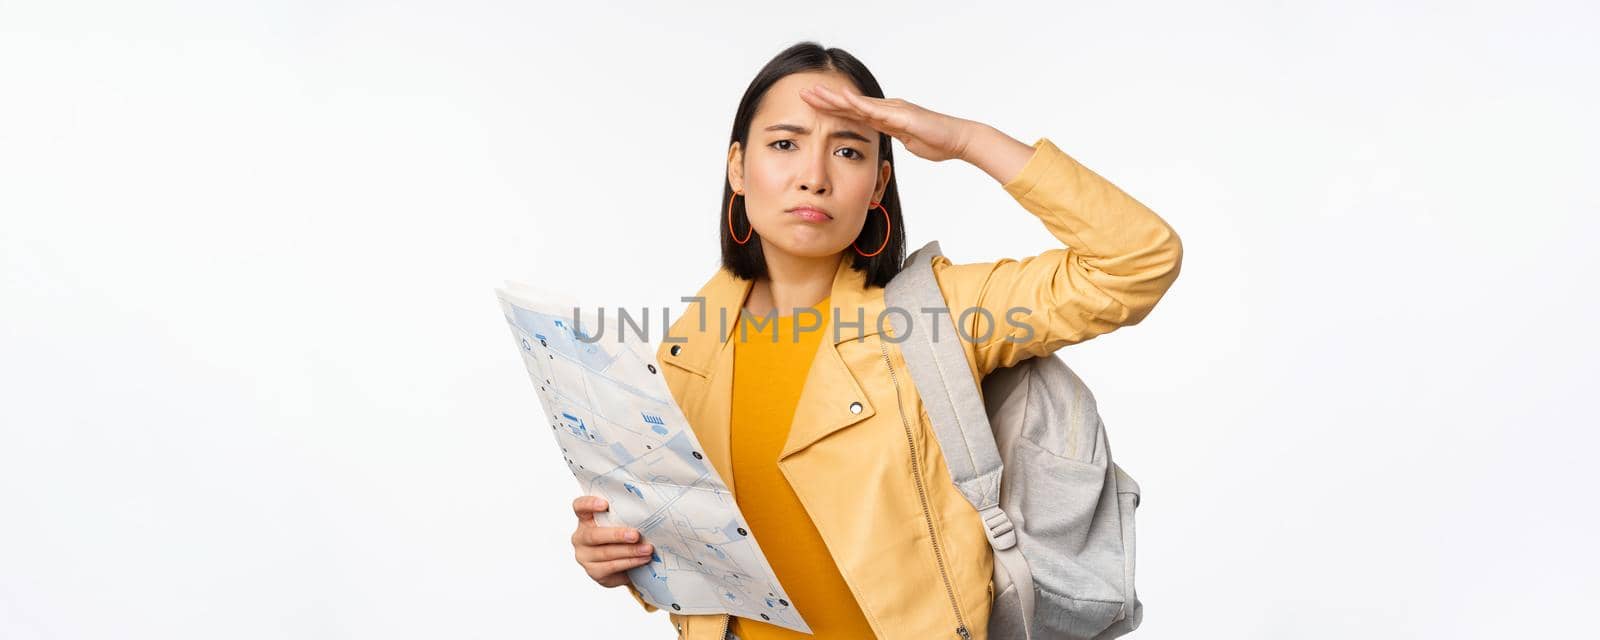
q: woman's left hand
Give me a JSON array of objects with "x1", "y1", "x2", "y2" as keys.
[{"x1": 799, "y1": 82, "x2": 980, "y2": 163}]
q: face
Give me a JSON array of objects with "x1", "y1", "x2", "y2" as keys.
[{"x1": 728, "y1": 71, "x2": 893, "y2": 260}]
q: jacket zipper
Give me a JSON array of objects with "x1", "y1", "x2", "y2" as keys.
[
  {"x1": 719, "y1": 613, "x2": 729, "y2": 639},
  {"x1": 878, "y1": 337, "x2": 972, "y2": 640}
]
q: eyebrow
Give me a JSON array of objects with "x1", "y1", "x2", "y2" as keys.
[{"x1": 762, "y1": 123, "x2": 873, "y2": 145}]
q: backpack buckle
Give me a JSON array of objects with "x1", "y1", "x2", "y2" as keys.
[{"x1": 981, "y1": 506, "x2": 1017, "y2": 550}]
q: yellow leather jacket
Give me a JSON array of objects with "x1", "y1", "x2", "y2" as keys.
[{"x1": 626, "y1": 137, "x2": 1183, "y2": 639}]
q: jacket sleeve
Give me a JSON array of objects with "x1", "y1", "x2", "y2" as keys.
[
  {"x1": 626, "y1": 583, "x2": 660, "y2": 613},
  {"x1": 932, "y1": 137, "x2": 1183, "y2": 379}
]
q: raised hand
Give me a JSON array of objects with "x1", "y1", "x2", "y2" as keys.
[{"x1": 799, "y1": 82, "x2": 980, "y2": 163}]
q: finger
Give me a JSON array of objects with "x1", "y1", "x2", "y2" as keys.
[
  {"x1": 806, "y1": 86, "x2": 903, "y2": 137},
  {"x1": 594, "y1": 562, "x2": 648, "y2": 588},
  {"x1": 804, "y1": 99, "x2": 895, "y2": 141},
  {"x1": 803, "y1": 85, "x2": 869, "y2": 121},
  {"x1": 835, "y1": 90, "x2": 906, "y2": 132},
  {"x1": 801, "y1": 83, "x2": 850, "y2": 106},
  {"x1": 813, "y1": 84, "x2": 890, "y2": 119},
  {"x1": 586, "y1": 555, "x2": 654, "y2": 582},
  {"x1": 595, "y1": 573, "x2": 632, "y2": 589},
  {"x1": 572, "y1": 496, "x2": 607, "y2": 526},
  {"x1": 579, "y1": 525, "x2": 640, "y2": 547},
  {"x1": 583, "y1": 541, "x2": 654, "y2": 563}
]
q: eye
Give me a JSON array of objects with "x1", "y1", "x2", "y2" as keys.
[{"x1": 768, "y1": 140, "x2": 865, "y2": 160}]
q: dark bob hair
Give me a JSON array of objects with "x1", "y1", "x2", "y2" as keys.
[{"x1": 720, "y1": 41, "x2": 906, "y2": 288}]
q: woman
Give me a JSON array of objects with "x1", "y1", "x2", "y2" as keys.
[{"x1": 568, "y1": 42, "x2": 1182, "y2": 639}]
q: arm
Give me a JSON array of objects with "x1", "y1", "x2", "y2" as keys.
[
  {"x1": 935, "y1": 128, "x2": 1184, "y2": 378},
  {"x1": 790, "y1": 85, "x2": 1182, "y2": 377}
]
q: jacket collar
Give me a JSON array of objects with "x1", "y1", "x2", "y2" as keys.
[
  {"x1": 659, "y1": 252, "x2": 886, "y2": 478},
  {"x1": 663, "y1": 251, "x2": 886, "y2": 375}
]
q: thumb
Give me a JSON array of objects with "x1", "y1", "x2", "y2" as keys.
[{"x1": 572, "y1": 496, "x2": 608, "y2": 527}]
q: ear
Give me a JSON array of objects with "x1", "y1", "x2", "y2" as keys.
[
  {"x1": 873, "y1": 157, "x2": 893, "y2": 202},
  {"x1": 727, "y1": 141, "x2": 744, "y2": 192}
]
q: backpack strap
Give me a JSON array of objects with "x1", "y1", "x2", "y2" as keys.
[
  {"x1": 884, "y1": 241, "x2": 1016, "y2": 552},
  {"x1": 887, "y1": 240, "x2": 1040, "y2": 636}
]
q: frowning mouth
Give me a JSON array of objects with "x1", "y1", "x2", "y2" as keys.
[{"x1": 786, "y1": 205, "x2": 833, "y2": 222}]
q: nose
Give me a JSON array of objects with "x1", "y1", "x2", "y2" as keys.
[{"x1": 798, "y1": 147, "x2": 829, "y2": 195}]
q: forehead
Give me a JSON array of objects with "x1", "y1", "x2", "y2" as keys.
[{"x1": 754, "y1": 71, "x2": 867, "y2": 127}]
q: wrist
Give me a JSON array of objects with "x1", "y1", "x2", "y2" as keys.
[
  {"x1": 958, "y1": 123, "x2": 1035, "y2": 185},
  {"x1": 955, "y1": 120, "x2": 995, "y2": 164}
]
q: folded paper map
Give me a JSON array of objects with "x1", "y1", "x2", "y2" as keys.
[{"x1": 495, "y1": 283, "x2": 810, "y2": 633}]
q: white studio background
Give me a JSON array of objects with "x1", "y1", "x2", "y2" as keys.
[{"x1": 2, "y1": 1, "x2": 1596, "y2": 638}]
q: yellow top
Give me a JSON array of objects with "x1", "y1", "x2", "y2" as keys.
[{"x1": 727, "y1": 295, "x2": 873, "y2": 639}]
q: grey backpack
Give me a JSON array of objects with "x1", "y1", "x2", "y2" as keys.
[{"x1": 884, "y1": 240, "x2": 1143, "y2": 640}]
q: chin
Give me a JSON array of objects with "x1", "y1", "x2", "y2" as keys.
[{"x1": 769, "y1": 237, "x2": 849, "y2": 259}]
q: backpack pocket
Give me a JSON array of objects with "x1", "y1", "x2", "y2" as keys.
[
  {"x1": 1111, "y1": 463, "x2": 1141, "y2": 626},
  {"x1": 1009, "y1": 436, "x2": 1130, "y2": 638}
]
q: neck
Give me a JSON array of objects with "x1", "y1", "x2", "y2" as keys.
[{"x1": 746, "y1": 247, "x2": 840, "y2": 316}]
